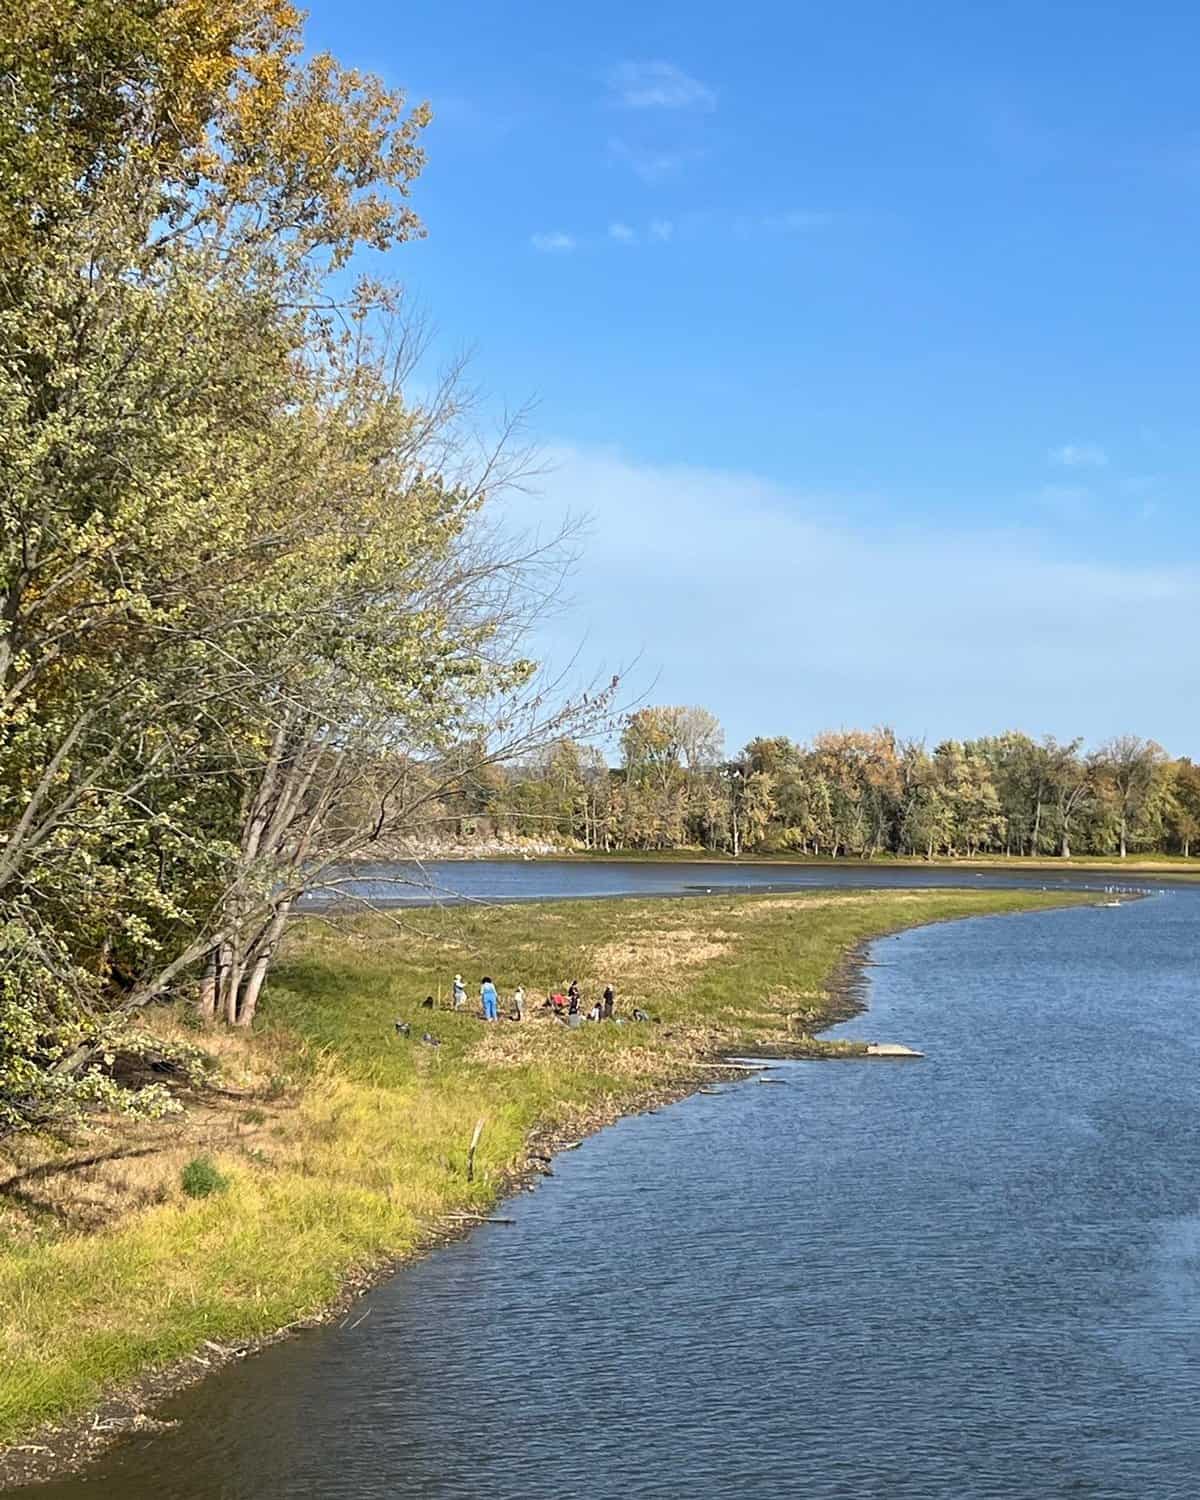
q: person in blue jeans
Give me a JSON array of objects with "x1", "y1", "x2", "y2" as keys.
[{"x1": 480, "y1": 976, "x2": 499, "y2": 1022}]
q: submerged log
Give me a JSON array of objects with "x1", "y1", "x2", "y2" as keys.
[{"x1": 442, "y1": 1212, "x2": 515, "y2": 1225}]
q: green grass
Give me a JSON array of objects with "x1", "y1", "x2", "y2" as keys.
[
  {"x1": 0, "y1": 886, "x2": 1095, "y2": 1450},
  {"x1": 180, "y1": 1157, "x2": 229, "y2": 1200}
]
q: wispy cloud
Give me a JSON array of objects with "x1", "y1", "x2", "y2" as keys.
[
  {"x1": 530, "y1": 231, "x2": 576, "y2": 254},
  {"x1": 608, "y1": 61, "x2": 715, "y2": 111},
  {"x1": 504, "y1": 443, "x2": 1200, "y2": 748},
  {"x1": 607, "y1": 136, "x2": 697, "y2": 183},
  {"x1": 541, "y1": 211, "x2": 827, "y2": 255},
  {"x1": 1050, "y1": 442, "x2": 1108, "y2": 469}
]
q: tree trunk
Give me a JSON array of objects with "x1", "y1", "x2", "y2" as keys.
[
  {"x1": 222, "y1": 951, "x2": 244, "y2": 1025},
  {"x1": 236, "y1": 958, "x2": 268, "y2": 1027},
  {"x1": 1119, "y1": 816, "x2": 1127, "y2": 859},
  {"x1": 235, "y1": 901, "x2": 292, "y2": 1027},
  {"x1": 197, "y1": 949, "x2": 218, "y2": 1022}
]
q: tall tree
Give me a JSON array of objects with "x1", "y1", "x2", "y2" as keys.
[
  {"x1": 1, "y1": 0, "x2": 613, "y2": 1111},
  {"x1": 1094, "y1": 736, "x2": 1167, "y2": 858},
  {"x1": 1041, "y1": 738, "x2": 1091, "y2": 859},
  {"x1": 675, "y1": 707, "x2": 725, "y2": 771},
  {"x1": 1, "y1": 0, "x2": 436, "y2": 1118},
  {"x1": 1167, "y1": 759, "x2": 1200, "y2": 857}
]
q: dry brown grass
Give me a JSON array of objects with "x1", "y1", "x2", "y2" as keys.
[
  {"x1": 0, "y1": 1018, "x2": 292, "y2": 1244},
  {"x1": 466, "y1": 1011, "x2": 563, "y2": 1068},
  {"x1": 585, "y1": 926, "x2": 737, "y2": 1011},
  {"x1": 734, "y1": 892, "x2": 915, "y2": 914}
]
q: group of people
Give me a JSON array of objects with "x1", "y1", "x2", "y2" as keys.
[
  {"x1": 403, "y1": 976, "x2": 652, "y2": 1043},
  {"x1": 545, "y1": 978, "x2": 616, "y2": 1025},
  {"x1": 442, "y1": 974, "x2": 617, "y2": 1024}
]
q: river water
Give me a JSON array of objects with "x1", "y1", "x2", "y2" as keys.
[
  {"x1": 22, "y1": 872, "x2": 1200, "y2": 1499},
  {"x1": 310, "y1": 855, "x2": 1168, "y2": 906}
]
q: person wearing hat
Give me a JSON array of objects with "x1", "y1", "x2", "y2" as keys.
[{"x1": 452, "y1": 974, "x2": 466, "y2": 1010}]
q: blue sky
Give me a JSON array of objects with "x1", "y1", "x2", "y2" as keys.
[{"x1": 308, "y1": 0, "x2": 1200, "y2": 755}]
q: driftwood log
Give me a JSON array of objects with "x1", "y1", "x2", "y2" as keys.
[{"x1": 442, "y1": 1212, "x2": 515, "y2": 1225}]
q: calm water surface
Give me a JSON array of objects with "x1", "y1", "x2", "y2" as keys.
[
  {"x1": 308, "y1": 855, "x2": 1169, "y2": 905},
  {"x1": 26, "y1": 888, "x2": 1200, "y2": 1499}
]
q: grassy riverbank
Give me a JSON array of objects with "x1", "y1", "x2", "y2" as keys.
[{"x1": 0, "y1": 886, "x2": 1095, "y2": 1472}]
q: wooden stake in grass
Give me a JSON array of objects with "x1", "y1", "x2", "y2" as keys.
[{"x1": 466, "y1": 1116, "x2": 486, "y2": 1183}]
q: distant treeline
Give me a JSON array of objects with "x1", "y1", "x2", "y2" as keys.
[{"x1": 445, "y1": 708, "x2": 1200, "y2": 859}]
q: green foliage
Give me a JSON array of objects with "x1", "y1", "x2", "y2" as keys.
[
  {"x1": 473, "y1": 717, "x2": 1198, "y2": 862},
  {"x1": 1, "y1": 0, "x2": 430, "y2": 1120},
  {"x1": 180, "y1": 1157, "x2": 229, "y2": 1199},
  {"x1": 0, "y1": 924, "x2": 186, "y2": 1134},
  {"x1": 0, "y1": 0, "x2": 572, "y2": 1122}
]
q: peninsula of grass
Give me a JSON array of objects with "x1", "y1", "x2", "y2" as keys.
[{"x1": 0, "y1": 885, "x2": 1095, "y2": 1470}]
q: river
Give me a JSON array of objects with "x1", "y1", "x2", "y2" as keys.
[
  {"x1": 21, "y1": 870, "x2": 1200, "y2": 1498},
  {"x1": 308, "y1": 855, "x2": 1171, "y2": 906}
]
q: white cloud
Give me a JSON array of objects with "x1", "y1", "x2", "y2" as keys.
[
  {"x1": 607, "y1": 137, "x2": 695, "y2": 182},
  {"x1": 530, "y1": 231, "x2": 576, "y2": 254},
  {"x1": 608, "y1": 61, "x2": 715, "y2": 111},
  {"x1": 1050, "y1": 442, "x2": 1108, "y2": 468},
  {"x1": 543, "y1": 213, "x2": 815, "y2": 250},
  {"x1": 501, "y1": 443, "x2": 1200, "y2": 750}
]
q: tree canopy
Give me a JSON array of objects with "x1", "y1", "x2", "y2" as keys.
[
  {"x1": 471, "y1": 718, "x2": 1196, "y2": 861},
  {"x1": 0, "y1": 0, "x2": 610, "y2": 1131}
]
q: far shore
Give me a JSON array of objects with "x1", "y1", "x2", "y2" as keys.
[
  {"x1": 359, "y1": 846, "x2": 1200, "y2": 878},
  {"x1": 553, "y1": 850, "x2": 1200, "y2": 875}
]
